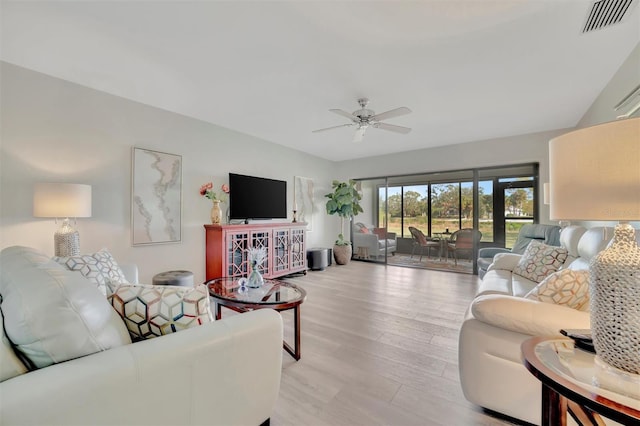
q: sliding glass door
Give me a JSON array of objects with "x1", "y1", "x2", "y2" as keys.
[{"x1": 352, "y1": 163, "x2": 539, "y2": 274}]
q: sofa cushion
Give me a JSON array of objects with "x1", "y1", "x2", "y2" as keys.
[
  {"x1": 471, "y1": 294, "x2": 591, "y2": 337},
  {"x1": 106, "y1": 282, "x2": 213, "y2": 341},
  {"x1": 54, "y1": 248, "x2": 128, "y2": 296},
  {"x1": 525, "y1": 269, "x2": 590, "y2": 311},
  {"x1": 0, "y1": 306, "x2": 28, "y2": 382},
  {"x1": 0, "y1": 246, "x2": 132, "y2": 369},
  {"x1": 512, "y1": 241, "x2": 568, "y2": 283}
]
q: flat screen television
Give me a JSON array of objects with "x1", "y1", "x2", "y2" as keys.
[{"x1": 229, "y1": 173, "x2": 287, "y2": 221}]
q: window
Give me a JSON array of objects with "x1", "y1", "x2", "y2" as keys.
[{"x1": 356, "y1": 163, "x2": 539, "y2": 268}]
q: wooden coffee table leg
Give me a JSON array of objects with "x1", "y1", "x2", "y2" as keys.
[
  {"x1": 542, "y1": 384, "x2": 567, "y2": 426},
  {"x1": 215, "y1": 302, "x2": 222, "y2": 320}
]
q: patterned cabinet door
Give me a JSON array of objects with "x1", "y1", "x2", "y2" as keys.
[
  {"x1": 225, "y1": 230, "x2": 249, "y2": 278},
  {"x1": 290, "y1": 227, "x2": 306, "y2": 271},
  {"x1": 250, "y1": 229, "x2": 271, "y2": 276},
  {"x1": 272, "y1": 228, "x2": 290, "y2": 276}
]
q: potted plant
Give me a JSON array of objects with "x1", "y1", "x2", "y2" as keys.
[{"x1": 325, "y1": 180, "x2": 363, "y2": 265}]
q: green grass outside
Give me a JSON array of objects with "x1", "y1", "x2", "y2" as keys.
[{"x1": 383, "y1": 217, "x2": 528, "y2": 248}]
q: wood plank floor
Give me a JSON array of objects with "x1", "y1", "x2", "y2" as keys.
[{"x1": 270, "y1": 261, "x2": 517, "y2": 426}]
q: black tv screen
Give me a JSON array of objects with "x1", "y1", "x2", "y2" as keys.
[{"x1": 229, "y1": 173, "x2": 287, "y2": 220}]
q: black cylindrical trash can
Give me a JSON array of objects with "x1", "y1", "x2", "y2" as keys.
[{"x1": 306, "y1": 248, "x2": 331, "y2": 271}]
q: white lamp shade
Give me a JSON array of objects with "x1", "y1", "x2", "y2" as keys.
[
  {"x1": 33, "y1": 183, "x2": 92, "y2": 218},
  {"x1": 549, "y1": 117, "x2": 640, "y2": 221}
]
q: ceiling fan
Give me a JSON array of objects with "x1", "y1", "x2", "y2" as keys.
[{"x1": 313, "y1": 98, "x2": 412, "y2": 143}]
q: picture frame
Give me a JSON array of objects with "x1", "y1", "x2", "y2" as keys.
[
  {"x1": 294, "y1": 176, "x2": 314, "y2": 232},
  {"x1": 131, "y1": 147, "x2": 182, "y2": 245}
]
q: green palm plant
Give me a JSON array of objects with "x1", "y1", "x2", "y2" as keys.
[{"x1": 325, "y1": 180, "x2": 364, "y2": 245}]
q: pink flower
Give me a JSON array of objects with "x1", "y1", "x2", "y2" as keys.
[
  {"x1": 199, "y1": 182, "x2": 213, "y2": 196},
  {"x1": 200, "y1": 181, "x2": 228, "y2": 202}
]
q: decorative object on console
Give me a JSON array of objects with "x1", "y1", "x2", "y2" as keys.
[
  {"x1": 33, "y1": 183, "x2": 92, "y2": 257},
  {"x1": 200, "y1": 181, "x2": 229, "y2": 224},
  {"x1": 106, "y1": 282, "x2": 212, "y2": 341},
  {"x1": 325, "y1": 180, "x2": 363, "y2": 265},
  {"x1": 246, "y1": 247, "x2": 267, "y2": 288},
  {"x1": 550, "y1": 116, "x2": 640, "y2": 375},
  {"x1": 132, "y1": 148, "x2": 182, "y2": 245}
]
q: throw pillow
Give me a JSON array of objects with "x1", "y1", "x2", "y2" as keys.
[
  {"x1": 106, "y1": 282, "x2": 213, "y2": 341},
  {"x1": 0, "y1": 246, "x2": 131, "y2": 370},
  {"x1": 513, "y1": 240, "x2": 568, "y2": 283},
  {"x1": 525, "y1": 269, "x2": 591, "y2": 311},
  {"x1": 54, "y1": 248, "x2": 128, "y2": 295},
  {"x1": 361, "y1": 226, "x2": 370, "y2": 234}
]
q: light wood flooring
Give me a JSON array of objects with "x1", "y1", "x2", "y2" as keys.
[{"x1": 270, "y1": 261, "x2": 517, "y2": 426}]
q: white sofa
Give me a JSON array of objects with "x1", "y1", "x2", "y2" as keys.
[
  {"x1": 352, "y1": 222, "x2": 397, "y2": 258},
  {"x1": 0, "y1": 246, "x2": 283, "y2": 426},
  {"x1": 458, "y1": 226, "x2": 615, "y2": 425}
]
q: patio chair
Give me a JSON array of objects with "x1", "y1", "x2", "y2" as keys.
[
  {"x1": 408, "y1": 226, "x2": 441, "y2": 260},
  {"x1": 447, "y1": 228, "x2": 482, "y2": 266}
]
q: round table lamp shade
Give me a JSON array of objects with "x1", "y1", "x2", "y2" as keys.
[
  {"x1": 33, "y1": 183, "x2": 92, "y2": 218},
  {"x1": 33, "y1": 183, "x2": 92, "y2": 256}
]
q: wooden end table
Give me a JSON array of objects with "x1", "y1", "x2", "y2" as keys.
[
  {"x1": 522, "y1": 337, "x2": 640, "y2": 426},
  {"x1": 206, "y1": 277, "x2": 307, "y2": 361}
]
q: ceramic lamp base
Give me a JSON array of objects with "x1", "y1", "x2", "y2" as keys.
[
  {"x1": 54, "y1": 218, "x2": 80, "y2": 257},
  {"x1": 590, "y1": 223, "x2": 640, "y2": 375}
]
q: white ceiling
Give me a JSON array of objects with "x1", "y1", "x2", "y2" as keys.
[{"x1": 2, "y1": 1, "x2": 639, "y2": 161}]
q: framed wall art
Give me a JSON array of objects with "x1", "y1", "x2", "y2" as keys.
[
  {"x1": 131, "y1": 147, "x2": 182, "y2": 245},
  {"x1": 294, "y1": 176, "x2": 314, "y2": 232}
]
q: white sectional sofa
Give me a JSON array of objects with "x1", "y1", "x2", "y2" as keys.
[
  {"x1": 458, "y1": 226, "x2": 615, "y2": 425},
  {"x1": 0, "y1": 246, "x2": 283, "y2": 426}
]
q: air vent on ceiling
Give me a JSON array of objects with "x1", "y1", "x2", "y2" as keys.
[{"x1": 582, "y1": 0, "x2": 636, "y2": 33}]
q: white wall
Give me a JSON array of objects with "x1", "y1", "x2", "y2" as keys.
[
  {"x1": 578, "y1": 43, "x2": 640, "y2": 128},
  {"x1": 577, "y1": 43, "x2": 640, "y2": 230},
  {"x1": 335, "y1": 128, "x2": 569, "y2": 225},
  {"x1": 0, "y1": 62, "x2": 338, "y2": 283}
]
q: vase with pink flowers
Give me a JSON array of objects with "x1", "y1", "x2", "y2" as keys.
[{"x1": 200, "y1": 182, "x2": 230, "y2": 224}]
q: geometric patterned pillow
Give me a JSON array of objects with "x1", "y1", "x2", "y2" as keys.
[
  {"x1": 54, "y1": 248, "x2": 128, "y2": 296},
  {"x1": 525, "y1": 269, "x2": 591, "y2": 311},
  {"x1": 105, "y1": 282, "x2": 213, "y2": 341},
  {"x1": 513, "y1": 240, "x2": 568, "y2": 283}
]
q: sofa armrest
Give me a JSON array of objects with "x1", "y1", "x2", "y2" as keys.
[
  {"x1": 486, "y1": 253, "x2": 522, "y2": 272},
  {"x1": 477, "y1": 247, "x2": 511, "y2": 259},
  {"x1": 119, "y1": 263, "x2": 138, "y2": 284},
  {"x1": 0, "y1": 309, "x2": 283, "y2": 426},
  {"x1": 353, "y1": 233, "x2": 379, "y2": 249},
  {"x1": 471, "y1": 294, "x2": 590, "y2": 337}
]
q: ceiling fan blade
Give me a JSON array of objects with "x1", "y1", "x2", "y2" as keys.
[
  {"x1": 352, "y1": 126, "x2": 367, "y2": 143},
  {"x1": 330, "y1": 109, "x2": 359, "y2": 121},
  {"x1": 312, "y1": 123, "x2": 354, "y2": 133},
  {"x1": 372, "y1": 106, "x2": 412, "y2": 122},
  {"x1": 374, "y1": 122, "x2": 412, "y2": 134}
]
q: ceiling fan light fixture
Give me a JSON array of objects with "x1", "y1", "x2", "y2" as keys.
[{"x1": 312, "y1": 98, "x2": 412, "y2": 142}]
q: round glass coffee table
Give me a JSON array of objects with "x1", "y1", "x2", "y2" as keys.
[
  {"x1": 206, "y1": 277, "x2": 307, "y2": 360},
  {"x1": 522, "y1": 337, "x2": 640, "y2": 425}
]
